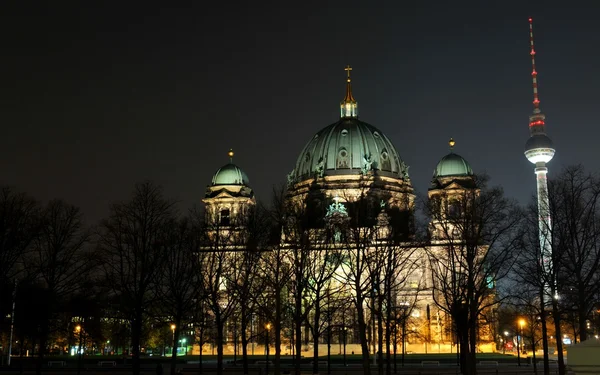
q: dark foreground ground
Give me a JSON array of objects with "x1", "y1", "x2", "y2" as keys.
[{"x1": 0, "y1": 354, "x2": 570, "y2": 375}]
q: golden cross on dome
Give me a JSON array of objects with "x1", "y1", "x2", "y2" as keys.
[
  {"x1": 344, "y1": 65, "x2": 352, "y2": 81},
  {"x1": 449, "y1": 138, "x2": 455, "y2": 150}
]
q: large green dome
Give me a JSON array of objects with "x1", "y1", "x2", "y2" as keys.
[
  {"x1": 211, "y1": 163, "x2": 250, "y2": 186},
  {"x1": 292, "y1": 118, "x2": 409, "y2": 181},
  {"x1": 434, "y1": 153, "x2": 473, "y2": 178}
]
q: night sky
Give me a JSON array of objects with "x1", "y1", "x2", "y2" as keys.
[{"x1": 2, "y1": 2, "x2": 599, "y2": 224}]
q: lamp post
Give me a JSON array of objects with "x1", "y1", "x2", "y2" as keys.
[
  {"x1": 265, "y1": 323, "x2": 271, "y2": 375},
  {"x1": 393, "y1": 318, "x2": 398, "y2": 374},
  {"x1": 399, "y1": 302, "x2": 409, "y2": 368},
  {"x1": 76, "y1": 325, "x2": 83, "y2": 375},
  {"x1": 517, "y1": 319, "x2": 525, "y2": 366},
  {"x1": 343, "y1": 326, "x2": 347, "y2": 368},
  {"x1": 171, "y1": 324, "x2": 176, "y2": 355},
  {"x1": 519, "y1": 319, "x2": 526, "y2": 356},
  {"x1": 503, "y1": 331, "x2": 509, "y2": 354},
  {"x1": 182, "y1": 338, "x2": 187, "y2": 356}
]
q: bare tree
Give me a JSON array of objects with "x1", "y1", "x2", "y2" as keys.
[
  {"x1": 426, "y1": 178, "x2": 522, "y2": 375},
  {"x1": 26, "y1": 200, "x2": 91, "y2": 374},
  {"x1": 225, "y1": 204, "x2": 269, "y2": 375},
  {"x1": 157, "y1": 217, "x2": 202, "y2": 375},
  {"x1": 0, "y1": 186, "x2": 39, "y2": 326},
  {"x1": 339, "y1": 193, "x2": 384, "y2": 375},
  {"x1": 513, "y1": 201, "x2": 556, "y2": 375},
  {"x1": 199, "y1": 220, "x2": 241, "y2": 375},
  {"x1": 254, "y1": 241, "x2": 289, "y2": 375},
  {"x1": 550, "y1": 166, "x2": 600, "y2": 342},
  {"x1": 98, "y1": 181, "x2": 175, "y2": 375}
]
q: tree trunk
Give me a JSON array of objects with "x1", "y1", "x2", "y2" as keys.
[
  {"x1": 241, "y1": 306, "x2": 249, "y2": 375},
  {"x1": 539, "y1": 286, "x2": 550, "y2": 375},
  {"x1": 198, "y1": 326, "x2": 204, "y2": 375},
  {"x1": 467, "y1": 317, "x2": 477, "y2": 375},
  {"x1": 294, "y1": 290, "x2": 303, "y2": 375},
  {"x1": 377, "y1": 297, "x2": 383, "y2": 375},
  {"x1": 275, "y1": 288, "x2": 282, "y2": 375},
  {"x1": 216, "y1": 315, "x2": 224, "y2": 375},
  {"x1": 171, "y1": 318, "x2": 181, "y2": 375},
  {"x1": 356, "y1": 294, "x2": 371, "y2": 375},
  {"x1": 131, "y1": 311, "x2": 143, "y2": 375},
  {"x1": 552, "y1": 298, "x2": 565, "y2": 375},
  {"x1": 36, "y1": 313, "x2": 50, "y2": 375},
  {"x1": 578, "y1": 288, "x2": 588, "y2": 341},
  {"x1": 313, "y1": 290, "x2": 321, "y2": 375},
  {"x1": 384, "y1": 298, "x2": 391, "y2": 375},
  {"x1": 531, "y1": 328, "x2": 538, "y2": 375}
]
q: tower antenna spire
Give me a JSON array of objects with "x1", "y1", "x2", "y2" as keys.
[{"x1": 529, "y1": 18, "x2": 541, "y2": 114}]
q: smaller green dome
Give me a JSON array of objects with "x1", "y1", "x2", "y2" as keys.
[
  {"x1": 434, "y1": 153, "x2": 473, "y2": 178},
  {"x1": 211, "y1": 163, "x2": 250, "y2": 186}
]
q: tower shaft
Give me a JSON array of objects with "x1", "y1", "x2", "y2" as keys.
[{"x1": 535, "y1": 166, "x2": 553, "y2": 290}]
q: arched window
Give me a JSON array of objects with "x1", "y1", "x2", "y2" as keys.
[
  {"x1": 448, "y1": 199, "x2": 461, "y2": 219},
  {"x1": 220, "y1": 209, "x2": 230, "y2": 226}
]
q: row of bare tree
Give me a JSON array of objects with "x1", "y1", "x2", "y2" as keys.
[{"x1": 0, "y1": 165, "x2": 598, "y2": 375}]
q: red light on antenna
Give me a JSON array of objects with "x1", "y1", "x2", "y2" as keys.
[
  {"x1": 529, "y1": 18, "x2": 532, "y2": 22},
  {"x1": 529, "y1": 120, "x2": 545, "y2": 127}
]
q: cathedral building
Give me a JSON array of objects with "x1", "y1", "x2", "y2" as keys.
[{"x1": 201, "y1": 67, "x2": 494, "y2": 355}]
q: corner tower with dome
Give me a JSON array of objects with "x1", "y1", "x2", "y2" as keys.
[
  {"x1": 286, "y1": 65, "x2": 414, "y2": 236},
  {"x1": 428, "y1": 138, "x2": 478, "y2": 240},
  {"x1": 203, "y1": 149, "x2": 255, "y2": 229}
]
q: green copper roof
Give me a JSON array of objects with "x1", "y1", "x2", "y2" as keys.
[
  {"x1": 211, "y1": 163, "x2": 250, "y2": 186},
  {"x1": 434, "y1": 153, "x2": 473, "y2": 178}
]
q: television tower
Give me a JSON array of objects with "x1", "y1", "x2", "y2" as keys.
[{"x1": 524, "y1": 18, "x2": 555, "y2": 300}]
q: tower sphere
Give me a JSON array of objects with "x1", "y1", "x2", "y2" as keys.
[{"x1": 525, "y1": 134, "x2": 555, "y2": 164}]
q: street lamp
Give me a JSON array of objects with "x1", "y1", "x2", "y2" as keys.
[
  {"x1": 265, "y1": 323, "x2": 271, "y2": 375},
  {"x1": 399, "y1": 301, "x2": 409, "y2": 368},
  {"x1": 517, "y1": 319, "x2": 525, "y2": 366},
  {"x1": 503, "y1": 331, "x2": 509, "y2": 354},
  {"x1": 76, "y1": 325, "x2": 83, "y2": 375},
  {"x1": 343, "y1": 326, "x2": 347, "y2": 368},
  {"x1": 171, "y1": 324, "x2": 176, "y2": 355}
]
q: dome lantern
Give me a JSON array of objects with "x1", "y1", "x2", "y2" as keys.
[{"x1": 340, "y1": 65, "x2": 358, "y2": 118}]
